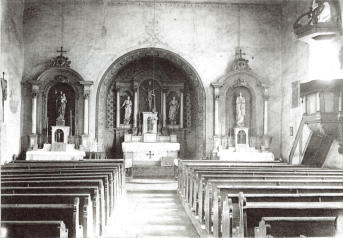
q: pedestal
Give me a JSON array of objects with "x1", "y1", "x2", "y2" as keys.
[
  {"x1": 28, "y1": 134, "x2": 38, "y2": 150},
  {"x1": 51, "y1": 126, "x2": 70, "y2": 144},
  {"x1": 234, "y1": 127, "x2": 249, "y2": 152},
  {"x1": 142, "y1": 112, "x2": 158, "y2": 134}
]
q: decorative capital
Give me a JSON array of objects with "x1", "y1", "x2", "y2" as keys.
[
  {"x1": 49, "y1": 54, "x2": 71, "y2": 68},
  {"x1": 233, "y1": 78, "x2": 248, "y2": 88},
  {"x1": 233, "y1": 49, "x2": 251, "y2": 71},
  {"x1": 84, "y1": 90, "x2": 90, "y2": 99},
  {"x1": 54, "y1": 74, "x2": 70, "y2": 83},
  {"x1": 32, "y1": 85, "x2": 40, "y2": 98}
]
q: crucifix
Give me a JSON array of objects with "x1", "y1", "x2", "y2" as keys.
[
  {"x1": 236, "y1": 49, "x2": 246, "y2": 59},
  {"x1": 146, "y1": 151, "x2": 154, "y2": 159},
  {"x1": 57, "y1": 46, "x2": 67, "y2": 57}
]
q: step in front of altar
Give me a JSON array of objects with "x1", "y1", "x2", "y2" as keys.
[{"x1": 132, "y1": 165, "x2": 175, "y2": 178}]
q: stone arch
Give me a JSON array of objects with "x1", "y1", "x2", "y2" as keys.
[{"x1": 96, "y1": 47, "x2": 206, "y2": 159}]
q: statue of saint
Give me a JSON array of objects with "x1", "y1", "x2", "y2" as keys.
[
  {"x1": 169, "y1": 96, "x2": 179, "y2": 125},
  {"x1": 56, "y1": 91, "x2": 67, "y2": 121},
  {"x1": 236, "y1": 92, "x2": 245, "y2": 127},
  {"x1": 121, "y1": 95, "x2": 132, "y2": 125}
]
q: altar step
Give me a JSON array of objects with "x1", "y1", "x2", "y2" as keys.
[{"x1": 132, "y1": 164, "x2": 175, "y2": 178}]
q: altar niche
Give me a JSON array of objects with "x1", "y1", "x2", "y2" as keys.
[
  {"x1": 211, "y1": 53, "x2": 271, "y2": 157},
  {"x1": 47, "y1": 83, "x2": 75, "y2": 137},
  {"x1": 99, "y1": 48, "x2": 205, "y2": 159}
]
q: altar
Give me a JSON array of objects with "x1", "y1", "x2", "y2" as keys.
[
  {"x1": 26, "y1": 143, "x2": 85, "y2": 161},
  {"x1": 122, "y1": 112, "x2": 180, "y2": 168}
]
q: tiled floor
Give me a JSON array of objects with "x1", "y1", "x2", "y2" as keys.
[{"x1": 103, "y1": 178, "x2": 199, "y2": 238}]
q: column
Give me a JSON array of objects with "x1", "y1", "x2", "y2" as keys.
[
  {"x1": 214, "y1": 87, "x2": 220, "y2": 136},
  {"x1": 83, "y1": 92, "x2": 89, "y2": 135},
  {"x1": 302, "y1": 97, "x2": 307, "y2": 115},
  {"x1": 162, "y1": 89, "x2": 167, "y2": 127},
  {"x1": 32, "y1": 91, "x2": 37, "y2": 134},
  {"x1": 263, "y1": 99, "x2": 268, "y2": 135},
  {"x1": 180, "y1": 90, "x2": 184, "y2": 128},
  {"x1": 134, "y1": 89, "x2": 138, "y2": 128},
  {"x1": 116, "y1": 89, "x2": 120, "y2": 128},
  {"x1": 339, "y1": 91, "x2": 342, "y2": 112},
  {"x1": 316, "y1": 92, "x2": 320, "y2": 112},
  {"x1": 263, "y1": 88, "x2": 270, "y2": 135}
]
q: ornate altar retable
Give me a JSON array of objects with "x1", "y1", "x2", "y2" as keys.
[{"x1": 122, "y1": 112, "x2": 180, "y2": 168}]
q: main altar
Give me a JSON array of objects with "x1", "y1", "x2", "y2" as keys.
[{"x1": 122, "y1": 112, "x2": 180, "y2": 168}]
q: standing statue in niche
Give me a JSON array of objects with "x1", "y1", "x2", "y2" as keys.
[
  {"x1": 236, "y1": 92, "x2": 245, "y2": 127},
  {"x1": 169, "y1": 96, "x2": 179, "y2": 125},
  {"x1": 121, "y1": 95, "x2": 132, "y2": 125},
  {"x1": 56, "y1": 91, "x2": 67, "y2": 121}
]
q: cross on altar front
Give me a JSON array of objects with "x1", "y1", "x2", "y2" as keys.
[
  {"x1": 57, "y1": 46, "x2": 68, "y2": 57},
  {"x1": 146, "y1": 151, "x2": 154, "y2": 159}
]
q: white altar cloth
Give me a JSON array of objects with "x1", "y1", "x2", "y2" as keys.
[
  {"x1": 218, "y1": 148, "x2": 275, "y2": 162},
  {"x1": 122, "y1": 142, "x2": 180, "y2": 168},
  {"x1": 26, "y1": 144, "x2": 85, "y2": 161}
]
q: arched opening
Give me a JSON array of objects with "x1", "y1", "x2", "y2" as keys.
[
  {"x1": 96, "y1": 48, "x2": 206, "y2": 159},
  {"x1": 47, "y1": 83, "x2": 76, "y2": 141}
]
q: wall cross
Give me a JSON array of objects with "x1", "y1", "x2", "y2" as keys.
[{"x1": 57, "y1": 46, "x2": 68, "y2": 57}]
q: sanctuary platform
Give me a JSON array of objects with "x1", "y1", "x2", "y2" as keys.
[{"x1": 217, "y1": 146, "x2": 276, "y2": 162}]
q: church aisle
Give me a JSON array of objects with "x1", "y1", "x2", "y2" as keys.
[{"x1": 103, "y1": 178, "x2": 199, "y2": 238}]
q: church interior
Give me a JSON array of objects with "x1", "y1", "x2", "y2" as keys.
[{"x1": 2, "y1": 0, "x2": 343, "y2": 237}]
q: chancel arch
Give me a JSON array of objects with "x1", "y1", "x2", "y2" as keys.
[{"x1": 96, "y1": 48, "x2": 206, "y2": 159}]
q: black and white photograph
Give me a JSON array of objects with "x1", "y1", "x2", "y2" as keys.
[{"x1": 1, "y1": 0, "x2": 343, "y2": 237}]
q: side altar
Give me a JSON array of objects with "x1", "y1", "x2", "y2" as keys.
[
  {"x1": 122, "y1": 112, "x2": 180, "y2": 168},
  {"x1": 26, "y1": 90, "x2": 85, "y2": 160}
]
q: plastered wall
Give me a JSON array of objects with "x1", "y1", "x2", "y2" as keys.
[
  {"x1": 21, "y1": 0, "x2": 285, "y2": 157},
  {"x1": 0, "y1": 0, "x2": 24, "y2": 163}
]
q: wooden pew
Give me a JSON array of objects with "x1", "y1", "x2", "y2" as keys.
[
  {"x1": 254, "y1": 216, "x2": 337, "y2": 238},
  {"x1": 240, "y1": 200, "x2": 343, "y2": 237},
  {"x1": 211, "y1": 184, "x2": 343, "y2": 237},
  {"x1": 1, "y1": 186, "x2": 102, "y2": 236},
  {"x1": 1, "y1": 198, "x2": 82, "y2": 238},
  {"x1": 1, "y1": 221, "x2": 68, "y2": 238},
  {"x1": 6, "y1": 159, "x2": 125, "y2": 193},
  {"x1": 1, "y1": 179, "x2": 107, "y2": 232},
  {"x1": 3, "y1": 162, "x2": 124, "y2": 197},
  {"x1": 2, "y1": 167, "x2": 121, "y2": 203},
  {"x1": 2, "y1": 174, "x2": 112, "y2": 217},
  {"x1": 194, "y1": 173, "x2": 343, "y2": 220},
  {"x1": 192, "y1": 173, "x2": 343, "y2": 215},
  {"x1": 2, "y1": 171, "x2": 117, "y2": 209},
  {"x1": 1, "y1": 193, "x2": 93, "y2": 238},
  {"x1": 183, "y1": 166, "x2": 343, "y2": 203}
]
